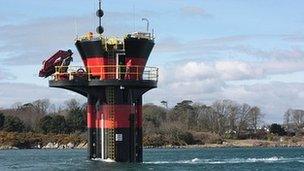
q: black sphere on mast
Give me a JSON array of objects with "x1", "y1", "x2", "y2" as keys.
[
  {"x1": 96, "y1": 9, "x2": 104, "y2": 17},
  {"x1": 97, "y1": 0, "x2": 104, "y2": 34},
  {"x1": 96, "y1": 26, "x2": 104, "y2": 34}
]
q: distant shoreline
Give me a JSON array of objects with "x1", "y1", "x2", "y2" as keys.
[
  {"x1": 1, "y1": 139, "x2": 304, "y2": 150},
  {"x1": 145, "y1": 139, "x2": 304, "y2": 149}
]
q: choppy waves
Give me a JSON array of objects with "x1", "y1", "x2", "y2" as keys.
[{"x1": 144, "y1": 156, "x2": 304, "y2": 165}]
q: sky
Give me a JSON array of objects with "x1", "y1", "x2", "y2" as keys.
[{"x1": 0, "y1": 0, "x2": 304, "y2": 123}]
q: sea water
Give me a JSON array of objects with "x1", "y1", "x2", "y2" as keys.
[{"x1": 0, "y1": 147, "x2": 304, "y2": 171}]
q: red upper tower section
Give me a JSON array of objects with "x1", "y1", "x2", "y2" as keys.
[{"x1": 75, "y1": 32, "x2": 155, "y2": 80}]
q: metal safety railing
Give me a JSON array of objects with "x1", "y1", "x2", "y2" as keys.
[{"x1": 51, "y1": 65, "x2": 159, "y2": 82}]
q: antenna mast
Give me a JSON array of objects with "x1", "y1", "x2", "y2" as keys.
[
  {"x1": 142, "y1": 18, "x2": 150, "y2": 33},
  {"x1": 96, "y1": 0, "x2": 104, "y2": 35}
]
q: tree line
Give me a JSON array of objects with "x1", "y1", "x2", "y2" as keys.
[
  {"x1": 0, "y1": 99, "x2": 86, "y2": 134},
  {"x1": 143, "y1": 100, "x2": 265, "y2": 146},
  {"x1": 284, "y1": 109, "x2": 304, "y2": 134},
  {"x1": 143, "y1": 100, "x2": 304, "y2": 146},
  {"x1": 144, "y1": 99, "x2": 265, "y2": 136},
  {"x1": 0, "y1": 98, "x2": 303, "y2": 147}
]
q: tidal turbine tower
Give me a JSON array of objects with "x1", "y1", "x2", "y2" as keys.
[{"x1": 39, "y1": 0, "x2": 158, "y2": 162}]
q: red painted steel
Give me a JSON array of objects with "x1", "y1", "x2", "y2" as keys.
[
  {"x1": 87, "y1": 104, "x2": 96, "y2": 129},
  {"x1": 39, "y1": 50, "x2": 73, "y2": 78},
  {"x1": 87, "y1": 105, "x2": 143, "y2": 129},
  {"x1": 125, "y1": 58, "x2": 147, "y2": 80},
  {"x1": 84, "y1": 57, "x2": 108, "y2": 79}
]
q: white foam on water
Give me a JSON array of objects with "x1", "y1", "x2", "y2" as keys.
[
  {"x1": 145, "y1": 161, "x2": 171, "y2": 164},
  {"x1": 246, "y1": 157, "x2": 281, "y2": 163},
  {"x1": 144, "y1": 156, "x2": 304, "y2": 165},
  {"x1": 191, "y1": 158, "x2": 200, "y2": 162},
  {"x1": 144, "y1": 159, "x2": 209, "y2": 164},
  {"x1": 92, "y1": 158, "x2": 116, "y2": 163}
]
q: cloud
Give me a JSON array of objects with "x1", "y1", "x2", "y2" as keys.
[
  {"x1": 0, "y1": 16, "x2": 88, "y2": 66},
  {"x1": 281, "y1": 34, "x2": 304, "y2": 42},
  {"x1": 155, "y1": 36, "x2": 246, "y2": 54},
  {"x1": 164, "y1": 60, "x2": 259, "y2": 81},
  {"x1": 144, "y1": 58, "x2": 304, "y2": 123},
  {"x1": 0, "y1": 15, "x2": 8, "y2": 24},
  {"x1": 180, "y1": 6, "x2": 209, "y2": 17},
  {"x1": 175, "y1": 62, "x2": 217, "y2": 81},
  {"x1": 239, "y1": 47, "x2": 304, "y2": 61},
  {"x1": 0, "y1": 68, "x2": 16, "y2": 80},
  {"x1": 0, "y1": 70, "x2": 6, "y2": 80},
  {"x1": 221, "y1": 82, "x2": 304, "y2": 122},
  {"x1": 0, "y1": 82, "x2": 84, "y2": 108},
  {"x1": 162, "y1": 59, "x2": 304, "y2": 83},
  {"x1": 146, "y1": 73, "x2": 304, "y2": 123},
  {"x1": 215, "y1": 61, "x2": 264, "y2": 80},
  {"x1": 0, "y1": 11, "x2": 137, "y2": 66},
  {"x1": 155, "y1": 34, "x2": 304, "y2": 62},
  {"x1": 261, "y1": 60, "x2": 304, "y2": 75}
]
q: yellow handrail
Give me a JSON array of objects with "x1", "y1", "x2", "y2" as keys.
[{"x1": 52, "y1": 65, "x2": 158, "y2": 82}]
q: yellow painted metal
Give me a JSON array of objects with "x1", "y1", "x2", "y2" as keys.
[
  {"x1": 106, "y1": 87, "x2": 115, "y2": 160},
  {"x1": 76, "y1": 33, "x2": 124, "y2": 51},
  {"x1": 52, "y1": 65, "x2": 159, "y2": 82}
]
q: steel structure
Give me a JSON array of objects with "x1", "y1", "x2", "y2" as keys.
[{"x1": 39, "y1": 1, "x2": 158, "y2": 162}]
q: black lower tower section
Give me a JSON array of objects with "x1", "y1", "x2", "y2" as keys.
[{"x1": 50, "y1": 79, "x2": 156, "y2": 162}]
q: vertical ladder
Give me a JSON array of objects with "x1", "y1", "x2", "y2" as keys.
[
  {"x1": 108, "y1": 50, "x2": 116, "y2": 79},
  {"x1": 106, "y1": 40, "x2": 117, "y2": 160},
  {"x1": 107, "y1": 87, "x2": 115, "y2": 160}
]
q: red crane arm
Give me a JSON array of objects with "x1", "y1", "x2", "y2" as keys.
[{"x1": 39, "y1": 50, "x2": 73, "y2": 78}]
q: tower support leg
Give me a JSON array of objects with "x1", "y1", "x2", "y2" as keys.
[
  {"x1": 136, "y1": 98, "x2": 143, "y2": 162},
  {"x1": 87, "y1": 95, "x2": 97, "y2": 159}
]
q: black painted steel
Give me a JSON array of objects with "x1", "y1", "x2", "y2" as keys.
[
  {"x1": 49, "y1": 79, "x2": 157, "y2": 97},
  {"x1": 136, "y1": 98, "x2": 143, "y2": 162},
  {"x1": 129, "y1": 113, "x2": 136, "y2": 162},
  {"x1": 96, "y1": 26, "x2": 104, "y2": 35},
  {"x1": 87, "y1": 95, "x2": 97, "y2": 159},
  {"x1": 75, "y1": 40, "x2": 107, "y2": 59},
  {"x1": 125, "y1": 37, "x2": 154, "y2": 59}
]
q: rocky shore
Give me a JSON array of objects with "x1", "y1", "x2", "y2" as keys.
[
  {"x1": 2, "y1": 140, "x2": 304, "y2": 150},
  {"x1": 0, "y1": 142, "x2": 87, "y2": 150},
  {"x1": 41, "y1": 142, "x2": 87, "y2": 149},
  {"x1": 145, "y1": 139, "x2": 304, "y2": 149},
  {"x1": 1, "y1": 131, "x2": 303, "y2": 150},
  {"x1": 0, "y1": 131, "x2": 87, "y2": 150}
]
